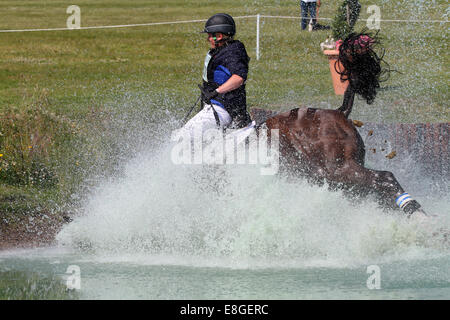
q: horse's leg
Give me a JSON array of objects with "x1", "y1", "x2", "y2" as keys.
[{"x1": 331, "y1": 161, "x2": 425, "y2": 216}]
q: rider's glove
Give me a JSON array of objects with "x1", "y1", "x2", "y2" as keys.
[{"x1": 198, "y1": 84, "x2": 219, "y2": 104}]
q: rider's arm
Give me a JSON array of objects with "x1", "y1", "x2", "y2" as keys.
[{"x1": 216, "y1": 74, "x2": 244, "y2": 94}]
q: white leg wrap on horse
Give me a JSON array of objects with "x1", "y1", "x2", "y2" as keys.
[{"x1": 395, "y1": 192, "x2": 414, "y2": 209}]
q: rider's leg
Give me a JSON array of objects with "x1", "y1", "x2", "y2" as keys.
[{"x1": 182, "y1": 103, "x2": 231, "y2": 134}]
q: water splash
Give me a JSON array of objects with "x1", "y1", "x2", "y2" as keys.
[{"x1": 56, "y1": 119, "x2": 450, "y2": 269}]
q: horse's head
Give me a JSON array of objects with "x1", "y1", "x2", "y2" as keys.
[{"x1": 336, "y1": 31, "x2": 390, "y2": 105}]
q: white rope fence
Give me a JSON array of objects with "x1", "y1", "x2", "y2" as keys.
[
  {"x1": 0, "y1": 15, "x2": 257, "y2": 33},
  {"x1": 259, "y1": 14, "x2": 449, "y2": 23},
  {"x1": 1, "y1": 14, "x2": 447, "y2": 33},
  {"x1": 0, "y1": 19, "x2": 210, "y2": 33},
  {"x1": 1, "y1": 14, "x2": 447, "y2": 60}
]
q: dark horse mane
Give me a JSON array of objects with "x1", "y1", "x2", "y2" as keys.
[
  {"x1": 261, "y1": 30, "x2": 447, "y2": 222},
  {"x1": 337, "y1": 31, "x2": 391, "y2": 118}
]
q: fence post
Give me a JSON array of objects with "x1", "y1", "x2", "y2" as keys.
[{"x1": 256, "y1": 14, "x2": 260, "y2": 60}]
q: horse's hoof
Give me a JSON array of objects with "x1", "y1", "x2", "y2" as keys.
[
  {"x1": 403, "y1": 200, "x2": 423, "y2": 216},
  {"x1": 409, "y1": 209, "x2": 429, "y2": 221},
  {"x1": 408, "y1": 209, "x2": 439, "y2": 227}
]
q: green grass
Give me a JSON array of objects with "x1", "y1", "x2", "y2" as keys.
[
  {"x1": 0, "y1": 1, "x2": 448, "y2": 118},
  {"x1": 0, "y1": 0, "x2": 448, "y2": 232},
  {"x1": 0, "y1": 270, "x2": 79, "y2": 300}
]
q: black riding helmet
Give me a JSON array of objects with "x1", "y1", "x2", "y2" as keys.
[{"x1": 201, "y1": 13, "x2": 236, "y2": 36}]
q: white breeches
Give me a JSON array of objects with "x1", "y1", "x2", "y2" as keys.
[
  {"x1": 183, "y1": 103, "x2": 232, "y2": 133},
  {"x1": 173, "y1": 103, "x2": 255, "y2": 146}
]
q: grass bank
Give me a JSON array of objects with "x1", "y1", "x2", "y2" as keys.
[{"x1": 0, "y1": 270, "x2": 79, "y2": 299}]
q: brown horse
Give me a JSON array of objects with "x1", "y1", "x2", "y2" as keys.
[{"x1": 262, "y1": 32, "x2": 426, "y2": 217}]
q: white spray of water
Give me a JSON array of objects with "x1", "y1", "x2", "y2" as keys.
[{"x1": 56, "y1": 132, "x2": 450, "y2": 269}]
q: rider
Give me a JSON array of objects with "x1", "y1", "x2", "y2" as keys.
[{"x1": 184, "y1": 13, "x2": 252, "y2": 133}]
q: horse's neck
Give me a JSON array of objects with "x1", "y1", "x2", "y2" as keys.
[{"x1": 338, "y1": 86, "x2": 356, "y2": 118}]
